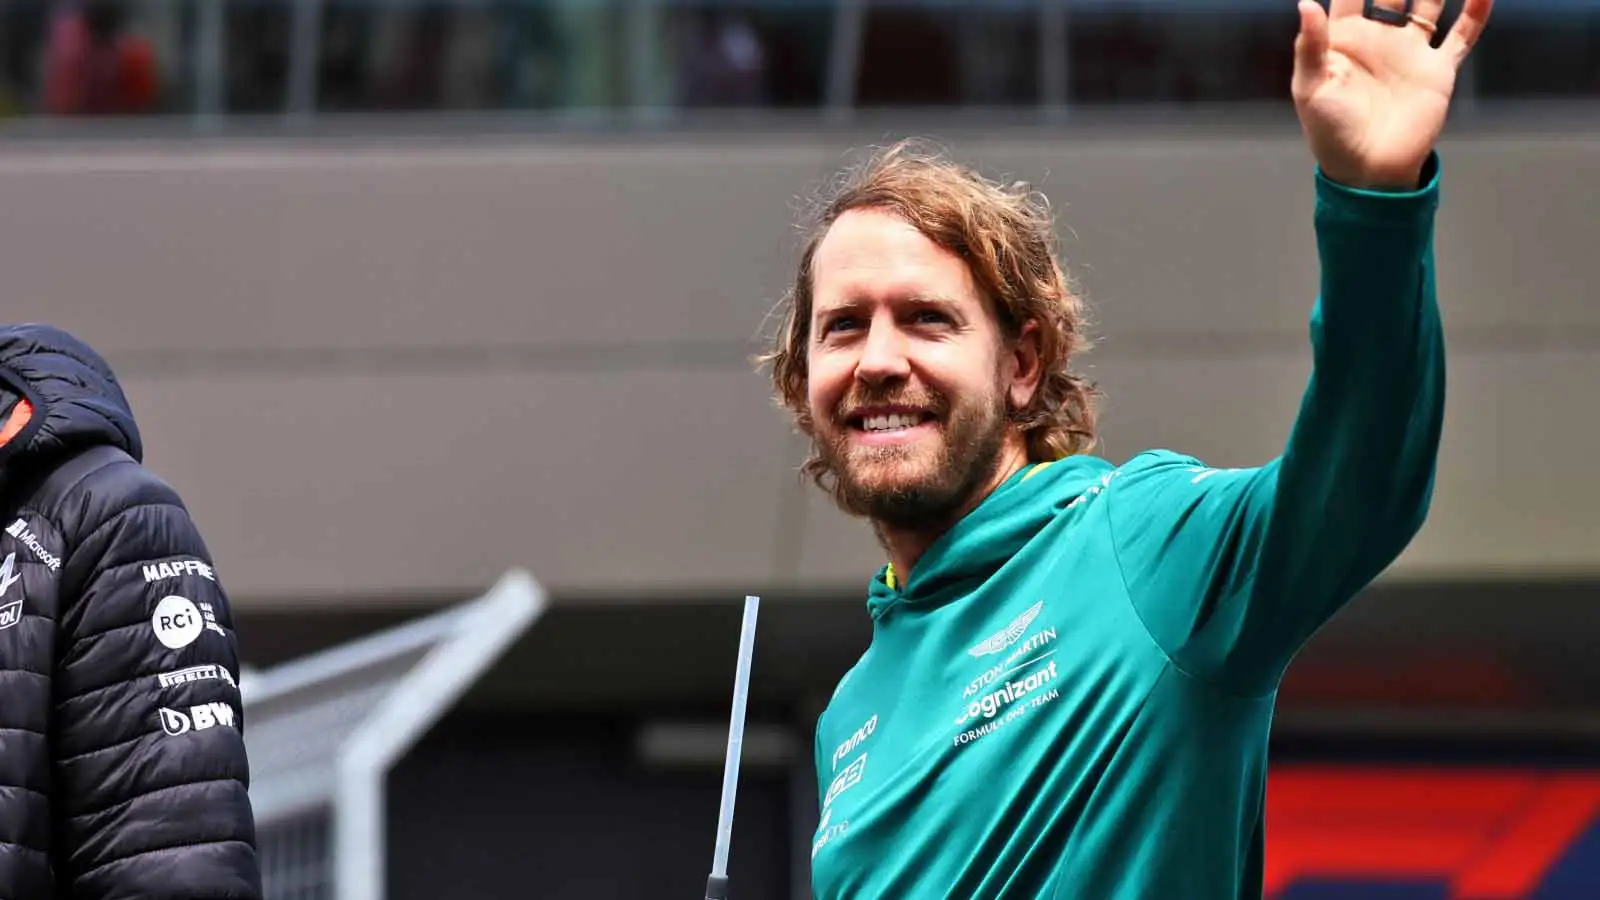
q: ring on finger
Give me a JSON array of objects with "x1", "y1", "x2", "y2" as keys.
[
  {"x1": 1363, "y1": 0, "x2": 1412, "y2": 26},
  {"x1": 1408, "y1": 13, "x2": 1438, "y2": 34}
]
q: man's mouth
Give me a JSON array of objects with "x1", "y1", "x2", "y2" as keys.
[{"x1": 847, "y1": 408, "x2": 938, "y2": 435}]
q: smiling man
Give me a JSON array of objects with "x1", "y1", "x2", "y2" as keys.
[{"x1": 763, "y1": 1, "x2": 1494, "y2": 898}]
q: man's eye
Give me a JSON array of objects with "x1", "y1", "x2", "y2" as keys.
[
  {"x1": 822, "y1": 317, "x2": 860, "y2": 335},
  {"x1": 914, "y1": 310, "x2": 950, "y2": 325}
]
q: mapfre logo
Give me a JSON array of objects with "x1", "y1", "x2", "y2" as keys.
[
  {"x1": 143, "y1": 559, "x2": 216, "y2": 584},
  {"x1": 968, "y1": 601, "x2": 1044, "y2": 658},
  {"x1": 159, "y1": 702, "x2": 236, "y2": 736}
]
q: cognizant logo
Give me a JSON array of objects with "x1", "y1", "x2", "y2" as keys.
[{"x1": 954, "y1": 660, "x2": 1058, "y2": 726}]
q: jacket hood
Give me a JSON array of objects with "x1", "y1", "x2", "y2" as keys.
[
  {"x1": 0, "y1": 324, "x2": 142, "y2": 471},
  {"x1": 865, "y1": 454, "x2": 1115, "y2": 620}
]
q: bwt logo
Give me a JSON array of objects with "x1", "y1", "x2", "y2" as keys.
[{"x1": 159, "y1": 702, "x2": 236, "y2": 737}]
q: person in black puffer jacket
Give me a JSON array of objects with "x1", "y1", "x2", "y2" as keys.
[{"x1": 0, "y1": 323, "x2": 260, "y2": 899}]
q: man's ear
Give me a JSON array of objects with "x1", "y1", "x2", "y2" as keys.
[{"x1": 1007, "y1": 320, "x2": 1044, "y2": 413}]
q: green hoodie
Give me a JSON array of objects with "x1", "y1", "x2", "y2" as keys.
[{"x1": 809, "y1": 157, "x2": 1447, "y2": 900}]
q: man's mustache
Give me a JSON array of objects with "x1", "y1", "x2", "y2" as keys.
[{"x1": 832, "y1": 389, "x2": 948, "y2": 423}]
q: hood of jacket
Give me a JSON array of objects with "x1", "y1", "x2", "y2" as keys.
[{"x1": 0, "y1": 323, "x2": 142, "y2": 473}]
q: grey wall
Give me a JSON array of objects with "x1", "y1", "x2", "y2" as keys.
[{"x1": 3, "y1": 123, "x2": 1594, "y2": 608}]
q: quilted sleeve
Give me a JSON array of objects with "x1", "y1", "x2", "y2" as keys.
[{"x1": 52, "y1": 469, "x2": 261, "y2": 899}]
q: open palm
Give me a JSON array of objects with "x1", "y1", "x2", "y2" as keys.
[{"x1": 1292, "y1": 0, "x2": 1494, "y2": 189}]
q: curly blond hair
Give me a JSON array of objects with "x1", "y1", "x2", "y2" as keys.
[{"x1": 761, "y1": 139, "x2": 1100, "y2": 497}]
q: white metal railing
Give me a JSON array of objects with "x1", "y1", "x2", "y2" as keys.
[{"x1": 242, "y1": 568, "x2": 548, "y2": 900}]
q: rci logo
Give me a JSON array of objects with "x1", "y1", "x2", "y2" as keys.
[
  {"x1": 151, "y1": 595, "x2": 203, "y2": 650},
  {"x1": 159, "y1": 702, "x2": 235, "y2": 737}
]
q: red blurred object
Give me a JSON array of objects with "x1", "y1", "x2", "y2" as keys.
[
  {"x1": 1266, "y1": 767, "x2": 1600, "y2": 898},
  {"x1": 42, "y1": 8, "x2": 159, "y2": 116},
  {"x1": 1278, "y1": 654, "x2": 1535, "y2": 709}
]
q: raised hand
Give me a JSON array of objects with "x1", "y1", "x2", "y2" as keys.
[{"x1": 1292, "y1": 0, "x2": 1494, "y2": 190}]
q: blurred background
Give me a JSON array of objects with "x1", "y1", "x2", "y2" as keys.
[{"x1": 2, "y1": 0, "x2": 1597, "y2": 897}]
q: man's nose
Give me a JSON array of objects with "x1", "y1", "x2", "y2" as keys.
[{"x1": 854, "y1": 317, "x2": 911, "y2": 385}]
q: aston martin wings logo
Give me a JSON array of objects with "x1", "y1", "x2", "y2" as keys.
[{"x1": 968, "y1": 601, "x2": 1044, "y2": 658}]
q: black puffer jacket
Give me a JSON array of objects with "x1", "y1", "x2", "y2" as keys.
[{"x1": 0, "y1": 324, "x2": 260, "y2": 899}]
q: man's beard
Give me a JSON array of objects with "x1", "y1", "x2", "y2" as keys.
[{"x1": 817, "y1": 385, "x2": 1009, "y2": 529}]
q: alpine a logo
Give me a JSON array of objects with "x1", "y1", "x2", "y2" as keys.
[
  {"x1": 968, "y1": 601, "x2": 1044, "y2": 658},
  {"x1": 0, "y1": 552, "x2": 19, "y2": 599},
  {"x1": 159, "y1": 702, "x2": 236, "y2": 736},
  {"x1": 0, "y1": 553, "x2": 19, "y2": 631},
  {"x1": 5, "y1": 519, "x2": 60, "y2": 572}
]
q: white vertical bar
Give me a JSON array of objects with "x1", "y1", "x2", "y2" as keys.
[
  {"x1": 333, "y1": 768, "x2": 384, "y2": 900},
  {"x1": 710, "y1": 596, "x2": 761, "y2": 879},
  {"x1": 626, "y1": 0, "x2": 669, "y2": 122},
  {"x1": 1041, "y1": 0, "x2": 1069, "y2": 123},
  {"x1": 825, "y1": 0, "x2": 866, "y2": 121},
  {"x1": 287, "y1": 0, "x2": 324, "y2": 120},
  {"x1": 194, "y1": 0, "x2": 226, "y2": 124}
]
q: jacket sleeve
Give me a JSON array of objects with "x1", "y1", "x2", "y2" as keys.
[
  {"x1": 1103, "y1": 154, "x2": 1447, "y2": 697},
  {"x1": 52, "y1": 469, "x2": 261, "y2": 899}
]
